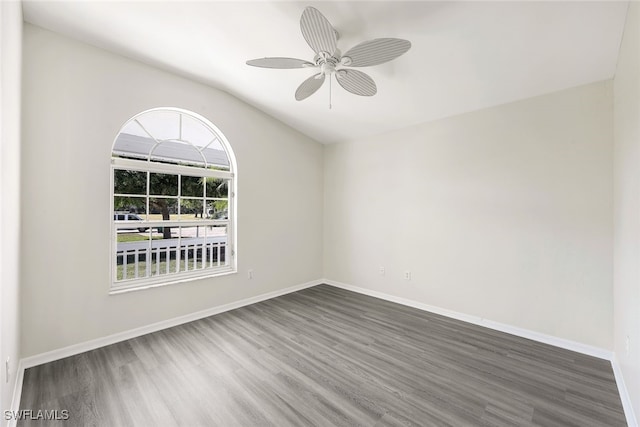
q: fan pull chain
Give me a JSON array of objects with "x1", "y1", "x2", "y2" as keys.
[{"x1": 329, "y1": 75, "x2": 332, "y2": 110}]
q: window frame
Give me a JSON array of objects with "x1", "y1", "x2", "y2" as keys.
[{"x1": 109, "y1": 108, "x2": 237, "y2": 294}]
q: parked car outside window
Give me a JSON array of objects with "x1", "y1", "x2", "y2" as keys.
[{"x1": 114, "y1": 213, "x2": 148, "y2": 232}]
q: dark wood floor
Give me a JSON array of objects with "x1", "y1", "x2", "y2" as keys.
[{"x1": 19, "y1": 284, "x2": 626, "y2": 426}]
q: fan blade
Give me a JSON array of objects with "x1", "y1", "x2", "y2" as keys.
[
  {"x1": 336, "y1": 69, "x2": 377, "y2": 96},
  {"x1": 300, "y1": 7, "x2": 337, "y2": 56},
  {"x1": 246, "y1": 57, "x2": 315, "y2": 69},
  {"x1": 342, "y1": 38, "x2": 411, "y2": 67},
  {"x1": 295, "y1": 73, "x2": 325, "y2": 101}
]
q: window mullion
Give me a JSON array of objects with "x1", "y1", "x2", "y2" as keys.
[
  {"x1": 146, "y1": 171, "x2": 150, "y2": 221},
  {"x1": 113, "y1": 157, "x2": 231, "y2": 179},
  {"x1": 178, "y1": 174, "x2": 182, "y2": 218}
]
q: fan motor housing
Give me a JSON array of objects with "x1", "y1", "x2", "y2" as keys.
[{"x1": 314, "y1": 52, "x2": 341, "y2": 76}]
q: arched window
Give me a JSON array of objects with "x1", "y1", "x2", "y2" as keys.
[{"x1": 111, "y1": 108, "x2": 236, "y2": 293}]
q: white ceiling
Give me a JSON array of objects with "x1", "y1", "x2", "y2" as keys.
[{"x1": 22, "y1": 1, "x2": 628, "y2": 144}]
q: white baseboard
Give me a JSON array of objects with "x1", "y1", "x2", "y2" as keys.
[
  {"x1": 611, "y1": 355, "x2": 638, "y2": 427},
  {"x1": 20, "y1": 279, "x2": 322, "y2": 370},
  {"x1": 8, "y1": 359, "x2": 25, "y2": 427},
  {"x1": 323, "y1": 280, "x2": 613, "y2": 360}
]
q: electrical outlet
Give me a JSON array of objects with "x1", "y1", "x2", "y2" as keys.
[
  {"x1": 5, "y1": 357, "x2": 9, "y2": 384},
  {"x1": 625, "y1": 335, "x2": 630, "y2": 355},
  {"x1": 404, "y1": 271, "x2": 411, "y2": 280},
  {"x1": 248, "y1": 269, "x2": 254, "y2": 280},
  {"x1": 379, "y1": 267, "x2": 385, "y2": 276}
]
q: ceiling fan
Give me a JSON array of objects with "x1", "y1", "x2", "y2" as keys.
[{"x1": 246, "y1": 6, "x2": 411, "y2": 106}]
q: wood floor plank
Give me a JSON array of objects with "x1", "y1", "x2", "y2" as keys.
[{"x1": 19, "y1": 284, "x2": 627, "y2": 426}]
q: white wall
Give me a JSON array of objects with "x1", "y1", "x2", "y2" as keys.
[
  {"x1": 20, "y1": 24, "x2": 323, "y2": 357},
  {"x1": 613, "y1": 1, "x2": 640, "y2": 422},
  {"x1": 0, "y1": 1, "x2": 22, "y2": 421},
  {"x1": 325, "y1": 81, "x2": 614, "y2": 349}
]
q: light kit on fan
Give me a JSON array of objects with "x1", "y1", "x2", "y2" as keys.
[{"x1": 246, "y1": 6, "x2": 411, "y2": 108}]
